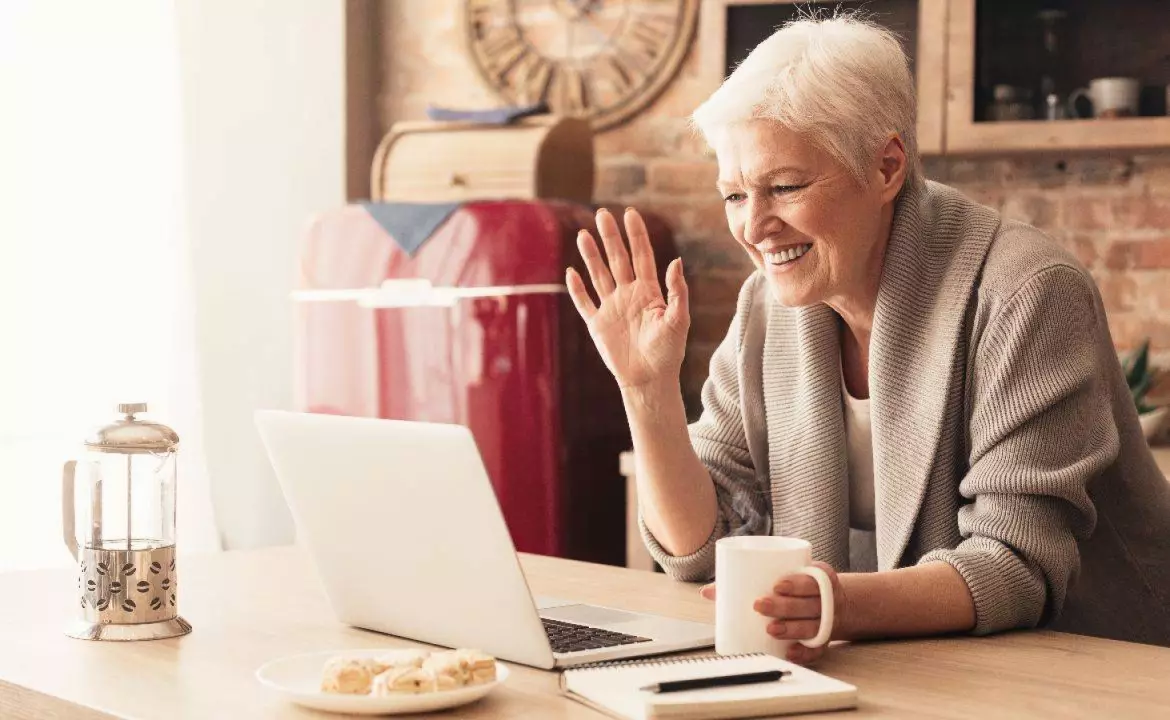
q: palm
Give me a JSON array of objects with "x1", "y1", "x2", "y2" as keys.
[
  {"x1": 566, "y1": 208, "x2": 689, "y2": 390},
  {"x1": 588, "y1": 279, "x2": 684, "y2": 386}
]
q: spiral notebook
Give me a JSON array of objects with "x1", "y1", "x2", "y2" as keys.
[{"x1": 559, "y1": 653, "x2": 857, "y2": 720}]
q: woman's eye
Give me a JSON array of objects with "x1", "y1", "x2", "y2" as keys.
[
  {"x1": 772, "y1": 185, "x2": 804, "y2": 194},
  {"x1": 723, "y1": 192, "x2": 746, "y2": 203}
]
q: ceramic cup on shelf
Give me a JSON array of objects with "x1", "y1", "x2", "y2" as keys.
[{"x1": 1068, "y1": 77, "x2": 1141, "y2": 119}]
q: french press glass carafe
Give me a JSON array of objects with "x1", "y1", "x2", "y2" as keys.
[{"x1": 62, "y1": 403, "x2": 191, "y2": 640}]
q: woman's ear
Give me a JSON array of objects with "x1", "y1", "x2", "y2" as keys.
[{"x1": 876, "y1": 134, "x2": 908, "y2": 202}]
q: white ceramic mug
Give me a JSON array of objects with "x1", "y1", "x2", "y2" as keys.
[
  {"x1": 714, "y1": 536, "x2": 834, "y2": 657},
  {"x1": 1068, "y1": 77, "x2": 1140, "y2": 119}
]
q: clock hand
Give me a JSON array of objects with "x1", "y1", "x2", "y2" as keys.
[{"x1": 578, "y1": 12, "x2": 615, "y2": 50}]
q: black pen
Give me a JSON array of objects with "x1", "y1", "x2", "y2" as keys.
[{"x1": 640, "y1": 670, "x2": 790, "y2": 694}]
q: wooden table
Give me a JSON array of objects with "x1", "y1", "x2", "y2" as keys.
[{"x1": 2, "y1": 547, "x2": 1168, "y2": 719}]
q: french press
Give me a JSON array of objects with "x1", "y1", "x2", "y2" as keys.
[{"x1": 62, "y1": 403, "x2": 191, "y2": 640}]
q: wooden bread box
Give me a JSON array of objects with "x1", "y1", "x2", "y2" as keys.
[{"x1": 370, "y1": 115, "x2": 594, "y2": 204}]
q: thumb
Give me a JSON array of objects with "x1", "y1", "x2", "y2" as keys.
[
  {"x1": 664, "y1": 257, "x2": 689, "y2": 328},
  {"x1": 699, "y1": 583, "x2": 716, "y2": 601}
]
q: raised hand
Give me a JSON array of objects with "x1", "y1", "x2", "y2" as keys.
[{"x1": 566, "y1": 208, "x2": 689, "y2": 391}]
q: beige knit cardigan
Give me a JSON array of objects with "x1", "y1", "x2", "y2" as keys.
[{"x1": 640, "y1": 180, "x2": 1170, "y2": 646}]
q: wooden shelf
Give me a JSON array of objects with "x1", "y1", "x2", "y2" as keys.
[
  {"x1": 946, "y1": 116, "x2": 1170, "y2": 155},
  {"x1": 946, "y1": 0, "x2": 1170, "y2": 155},
  {"x1": 698, "y1": 0, "x2": 947, "y2": 157},
  {"x1": 699, "y1": 0, "x2": 1170, "y2": 157}
]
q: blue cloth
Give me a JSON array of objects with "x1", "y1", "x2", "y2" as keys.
[
  {"x1": 425, "y1": 101, "x2": 550, "y2": 125},
  {"x1": 361, "y1": 201, "x2": 462, "y2": 256}
]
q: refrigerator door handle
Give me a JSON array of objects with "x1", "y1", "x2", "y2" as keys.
[{"x1": 291, "y1": 282, "x2": 567, "y2": 308}]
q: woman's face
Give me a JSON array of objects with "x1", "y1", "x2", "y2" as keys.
[{"x1": 715, "y1": 119, "x2": 896, "y2": 309}]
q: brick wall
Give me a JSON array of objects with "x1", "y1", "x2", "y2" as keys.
[{"x1": 375, "y1": 1, "x2": 1170, "y2": 415}]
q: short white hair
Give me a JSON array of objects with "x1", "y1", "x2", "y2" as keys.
[{"x1": 692, "y1": 12, "x2": 922, "y2": 191}]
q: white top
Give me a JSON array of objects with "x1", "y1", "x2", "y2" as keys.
[{"x1": 844, "y1": 382, "x2": 875, "y2": 532}]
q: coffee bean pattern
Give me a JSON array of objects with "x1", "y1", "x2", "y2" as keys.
[{"x1": 76, "y1": 547, "x2": 178, "y2": 623}]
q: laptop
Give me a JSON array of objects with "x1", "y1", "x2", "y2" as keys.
[{"x1": 254, "y1": 410, "x2": 714, "y2": 669}]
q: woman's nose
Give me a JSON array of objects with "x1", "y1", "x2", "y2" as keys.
[{"x1": 743, "y1": 197, "x2": 782, "y2": 247}]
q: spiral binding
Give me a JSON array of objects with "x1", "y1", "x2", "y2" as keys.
[{"x1": 569, "y1": 652, "x2": 766, "y2": 673}]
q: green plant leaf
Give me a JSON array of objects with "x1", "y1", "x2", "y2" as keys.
[
  {"x1": 1132, "y1": 374, "x2": 1154, "y2": 404},
  {"x1": 1124, "y1": 340, "x2": 1151, "y2": 387},
  {"x1": 1122, "y1": 351, "x2": 1136, "y2": 386}
]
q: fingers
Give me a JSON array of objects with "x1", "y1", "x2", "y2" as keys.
[
  {"x1": 565, "y1": 268, "x2": 597, "y2": 320},
  {"x1": 698, "y1": 583, "x2": 716, "y2": 601},
  {"x1": 624, "y1": 208, "x2": 658, "y2": 284},
  {"x1": 664, "y1": 257, "x2": 689, "y2": 329},
  {"x1": 754, "y1": 594, "x2": 822, "y2": 620},
  {"x1": 576, "y1": 230, "x2": 616, "y2": 298},
  {"x1": 595, "y1": 208, "x2": 634, "y2": 285},
  {"x1": 786, "y1": 643, "x2": 825, "y2": 666},
  {"x1": 766, "y1": 619, "x2": 823, "y2": 640},
  {"x1": 773, "y1": 573, "x2": 823, "y2": 597}
]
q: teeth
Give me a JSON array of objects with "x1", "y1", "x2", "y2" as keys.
[{"x1": 763, "y1": 244, "x2": 811, "y2": 265}]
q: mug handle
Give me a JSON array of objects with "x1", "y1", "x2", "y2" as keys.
[
  {"x1": 1067, "y1": 88, "x2": 1092, "y2": 119},
  {"x1": 797, "y1": 565, "x2": 835, "y2": 648}
]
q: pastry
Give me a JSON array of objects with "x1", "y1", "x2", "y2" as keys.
[
  {"x1": 370, "y1": 648, "x2": 430, "y2": 674},
  {"x1": 320, "y1": 657, "x2": 377, "y2": 694},
  {"x1": 422, "y1": 651, "x2": 469, "y2": 686},
  {"x1": 319, "y1": 648, "x2": 495, "y2": 696},
  {"x1": 370, "y1": 666, "x2": 438, "y2": 695},
  {"x1": 433, "y1": 669, "x2": 463, "y2": 692},
  {"x1": 455, "y1": 649, "x2": 497, "y2": 685}
]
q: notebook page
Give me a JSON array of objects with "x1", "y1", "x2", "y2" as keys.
[{"x1": 562, "y1": 653, "x2": 857, "y2": 720}]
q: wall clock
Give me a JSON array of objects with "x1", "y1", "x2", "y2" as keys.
[{"x1": 466, "y1": 0, "x2": 700, "y2": 131}]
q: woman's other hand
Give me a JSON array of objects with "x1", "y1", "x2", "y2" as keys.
[
  {"x1": 699, "y1": 561, "x2": 847, "y2": 665},
  {"x1": 566, "y1": 207, "x2": 689, "y2": 392}
]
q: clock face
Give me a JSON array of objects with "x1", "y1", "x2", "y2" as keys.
[{"x1": 466, "y1": 0, "x2": 700, "y2": 131}]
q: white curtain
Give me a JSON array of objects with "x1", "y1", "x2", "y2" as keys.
[
  {"x1": 174, "y1": 0, "x2": 344, "y2": 550},
  {"x1": 0, "y1": 1, "x2": 219, "y2": 570},
  {"x1": 0, "y1": 0, "x2": 345, "y2": 570}
]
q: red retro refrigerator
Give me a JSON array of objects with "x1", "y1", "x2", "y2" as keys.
[{"x1": 294, "y1": 200, "x2": 675, "y2": 566}]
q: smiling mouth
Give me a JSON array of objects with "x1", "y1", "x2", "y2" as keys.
[{"x1": 762, "y1": 243, "x2": 812, "y2": 266}]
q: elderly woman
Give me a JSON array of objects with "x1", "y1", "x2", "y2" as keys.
[{"x1": 566, "y1": 15, "x2": 1170, "y2": 663}]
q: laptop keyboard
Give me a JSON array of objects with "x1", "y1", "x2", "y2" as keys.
[{"x1": 542, "y1": 617, "x2": 652, "y2": 654}]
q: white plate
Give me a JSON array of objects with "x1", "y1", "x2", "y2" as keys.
[{"x1": 256, "y1": 648, "x2": 510, "y2": 716}]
